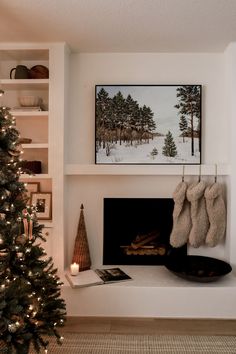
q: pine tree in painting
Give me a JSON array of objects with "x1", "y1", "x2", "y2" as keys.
[
  {"x1": 139, "y1": 105, "x2": 156, "y2": 143},
  {"x1": 124, "y1": 94, "x2": 140, "y2": 145},
  {"x1": 175, "y1": 85, "x2": 201, "y2": 156},
  {"x1": 96, "y1": 88, "x2": 112, "y2": 149},
  {"x1": 112, "y1": 91, "x2": 126, "y2": 145},
  {"x1": 0, "y1": 106, "x2": 66, "y2": 353},
  {"x1": 162, "y1": 131, "x2": 177, "y2": 157},
  {"x1": 179, "y1": 115, "x2": 188, "y2": 142}
]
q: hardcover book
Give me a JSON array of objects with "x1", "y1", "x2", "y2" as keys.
[
  {"x1": 65, "y1": 268, "x2": 131, "y2": 288},
  {"x1": 94, "y1": 268, "x2": 132, "y2": 283}
]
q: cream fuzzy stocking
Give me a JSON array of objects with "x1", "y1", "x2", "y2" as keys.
[
  {"x1": 204, "y1": 182, "x2": 226, "y2": 247},
  {"x1": 170, "y1": 181, "x2": 192, "y2": 248},
  {"x1": 187, "y1": 181, "x2": 209, "y2": 248}
]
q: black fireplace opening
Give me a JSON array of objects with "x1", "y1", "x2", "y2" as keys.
[{"x1": 103, "y1": 198, "x2": 187, "y2": 265}]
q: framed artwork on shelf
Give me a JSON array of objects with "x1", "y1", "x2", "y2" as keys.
[
  {"x1": 95, "y1": 85, "x2": 201, "y2": 165},
  {"x1": 25, "y1": 182, "x2": 40, "y2": 204},
  {"x1": 31, "y1": 192, "x2": 52, "y2": 220}
]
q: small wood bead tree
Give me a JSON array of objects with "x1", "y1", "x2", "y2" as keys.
[{"x1": 72, "y1": 204, "x2": 91, "y2": 271}]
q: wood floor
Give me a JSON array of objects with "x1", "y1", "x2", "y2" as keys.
[{"x1": 63, "y1": 317, "x2": 236, "y2": 336}]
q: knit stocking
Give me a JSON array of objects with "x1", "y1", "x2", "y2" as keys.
[
  {"x1": 170, "y1": 181, "x2": 192, "y2": 248},
  {"x1": 187, "y1": 181, "x2": 209, "y2": 248},
  {"x1": 204, "y1": 182, "x2": 226, "y2": 247}
]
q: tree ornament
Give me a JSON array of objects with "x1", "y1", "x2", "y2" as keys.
[
  {"x1": 0, "y1": 248, "x2": 8, "y2": 257},
  {"x1": 15, "y1": 233, "x2": 27, "y2": 245},
  {"x1": 72, "y1": 204, "x2": 91, "y2": 271},
  {"x1": 57, "y1": 336, "x2": 64, "y2": 344},
  {"x1": 10, "y1": 315, "x2": 23, "y2": 330},
  {"x1": 0, "y1": 234, "x2": 4, "y2": 244},
  {"x1": 8, "y1": 144, "x2": 22, "y2": 157},
  {"x1": 8, "y1": 323, "x2": 17, "y2": 333},
  {"x1": 18, "y1": 209, "x2": 34, "y2": 241}
]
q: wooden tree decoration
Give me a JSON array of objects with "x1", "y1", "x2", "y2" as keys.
[{"x1": 72, "y1": 204, "x2": 91, "y2": 271}]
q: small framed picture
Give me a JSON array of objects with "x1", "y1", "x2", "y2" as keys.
[
  {"x1": 31, "y1": 192, "x2": 52, "y2": 220},
  {"x1": 25, "y1": 182, "x2": 40, "y2": 204}
]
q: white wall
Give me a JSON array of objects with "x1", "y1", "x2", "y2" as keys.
[
  {"x1": 65, "y1": 53, "x2": 228, "y2": 268},
  {"x1": 67, "y1": 53, "x2": 227, "y2": 164}
]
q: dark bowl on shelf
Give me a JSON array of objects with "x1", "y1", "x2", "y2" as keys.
[{"x1": 165, "y1": 255, "x2": 232, "y2": 283}]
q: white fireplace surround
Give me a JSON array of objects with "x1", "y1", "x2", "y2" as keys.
[{"x1": 60, "y1": 44, "x2": 236, "y2": 318}]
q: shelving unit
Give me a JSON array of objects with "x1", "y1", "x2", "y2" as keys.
[{"x1": 0, "y1": 43, "x2": 69, "y2": 274}]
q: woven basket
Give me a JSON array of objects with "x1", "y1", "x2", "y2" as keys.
[{"x1": 72, "y1": 204, "x2": 91, "y2": 271}]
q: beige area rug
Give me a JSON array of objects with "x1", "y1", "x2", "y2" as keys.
[{"x1": 25, "y1": 332, "x2": 236, "y2": 353}]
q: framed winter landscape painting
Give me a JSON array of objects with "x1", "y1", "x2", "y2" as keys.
[{"x1": 95, "y1": 85, "x2": 201, "y2": 164}]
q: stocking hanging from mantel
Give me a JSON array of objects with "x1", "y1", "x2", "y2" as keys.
[{"x1": 72, "y1": 204, "x2": 91, "y2": 271}]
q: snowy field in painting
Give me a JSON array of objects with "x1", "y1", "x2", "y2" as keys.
[{"x1": 96, "y1": 137, "x2": 200, "y2": 164}]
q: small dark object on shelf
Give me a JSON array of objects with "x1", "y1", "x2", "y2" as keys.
[
  {"x1": 29, "y1": 65, "x2": 49, "y2": 79},
  {"x1": 165, "y1": 255, "x2": 232, "y2": 282},
  {"x1": 22, "y1": 160, "x2": 42, "y2": 174},
  {"x1": 19, "y1": 138, "x2": 32, "y2": 144}
]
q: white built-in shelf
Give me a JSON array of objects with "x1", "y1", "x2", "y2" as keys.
[
  {"x1": 11, "y1": 111, "x2": 48, "y2": 117},
  {"x1": 65, "y1": 164, "x2": 230, "y2": 176},
  {"x1": 22, "y1": 143, "x2": 48, "y2": 149},
  {"x1": 20, "y1": 174, "x2": 51, "y2": 180},
  {"x1": 0, "y1": 79, "x2": 49, "y2": 90}
]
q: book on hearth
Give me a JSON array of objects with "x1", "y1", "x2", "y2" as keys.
[
  {"x1": 94, "y1": 267, "x2": 132, "y2": 283},
  {"x1": 65, "y1": 268, "x2": 131, "y2": 288}
]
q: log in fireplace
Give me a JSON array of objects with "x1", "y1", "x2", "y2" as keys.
[{"x1": 103, "y1": 198, "x2": 187, "y2": 265}]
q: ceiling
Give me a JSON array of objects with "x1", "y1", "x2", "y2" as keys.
[{"x1": 0, "y1": 0, "x2": 236, "y2": 53}]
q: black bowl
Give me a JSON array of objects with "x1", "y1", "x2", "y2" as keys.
[{"x1": 165, "y1": 255, "x2": 232, "y2": 282}]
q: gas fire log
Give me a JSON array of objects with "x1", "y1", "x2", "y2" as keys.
[
  {"x1": 131, "y1": 231, "x2": 159, "y2": 249},
  {"x1": 124, "y1": 246, "x2": 166, "y2": 256}
]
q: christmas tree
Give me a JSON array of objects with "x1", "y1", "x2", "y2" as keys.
[
  {"x1": 0, "y1": 106, "x2": 66, "y2": 353},
  {"x1": 162, "y1": 131, "x2": 177, "y2": 157}
]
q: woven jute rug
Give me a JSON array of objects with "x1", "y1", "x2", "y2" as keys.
[{"x1": 22, "y1": 332, "x2": 236, "y2": 353}]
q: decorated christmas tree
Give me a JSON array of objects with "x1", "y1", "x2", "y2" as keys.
[{"x1": 0, "y1": 106, "x2": 66, "y2": 353}]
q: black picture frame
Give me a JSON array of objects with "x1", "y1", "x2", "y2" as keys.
[{"x1": 95, "y1": 85, "x2": 201, "y2": 165}]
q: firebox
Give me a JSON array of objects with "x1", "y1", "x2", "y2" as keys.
[{"x1": 103, "y1": 198, "x2": 187, "y2": 265}]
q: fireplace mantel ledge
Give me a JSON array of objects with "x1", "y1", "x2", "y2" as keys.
[{"x1": 65, "y1": 164, "x2": 230, "y2": 176}]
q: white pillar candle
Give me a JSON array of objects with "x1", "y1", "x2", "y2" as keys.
[{"x1": 70, "y1": 262, "x2": 79, "y2": 276}]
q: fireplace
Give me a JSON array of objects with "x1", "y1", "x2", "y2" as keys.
[{"x1": 103, "y1": 198, "x2": 187, "y2": 265}]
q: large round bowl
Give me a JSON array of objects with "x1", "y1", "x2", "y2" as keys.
[
  {"x1": 19, "y1": 95, "x2": 40, "y2": 107},
  {"x1": 165, "y1": 255, "x2": 232, "y2": 282}
]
